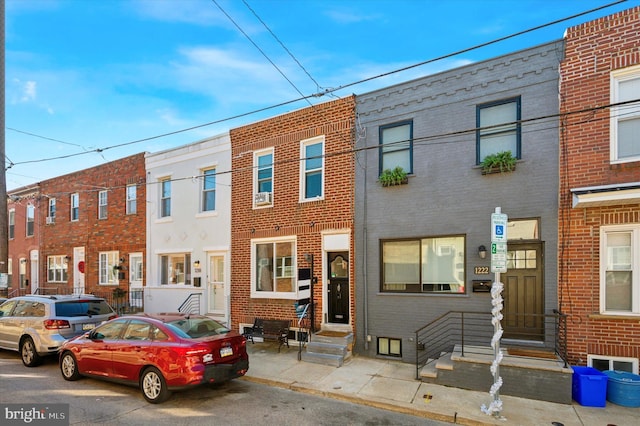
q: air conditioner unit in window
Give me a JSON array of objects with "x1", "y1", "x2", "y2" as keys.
[
  {"x1": 254, "y1": 192, "x2": 272, "y2": 205},
  {"x1": 46, "y1": 216, "x2": 55, "y2": 225}
]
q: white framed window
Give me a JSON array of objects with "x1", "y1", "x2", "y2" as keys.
[
  {"x1": 379, "y1": 121, "x2": 413, "y2": 175},
  {"x1": 300, "y1": 136, "x2": 324, "y2": 201},
  {"x1": 160, "y1": 253, "x2": 191, "y2": 285},
  {"x1": 7, "y1": 259, "x2": 12, "y2": 286},
  {"x1": 70, "y1": 193, "x2": 79, "y2": 221},
  {"x1": 201, "y1": 168, "x2": 216, "y2": 212},
  {"x1": 254, "y1": 149, "x2": 274, "y2": 208},
  {"x1": 99, "y1": 251, "x2": 120, "y2": 285},
  {"x1": 252, "y1": 237, "x2": 297, "y2": 299},
  {"x1": 26, "y1": 205, "x2": 35, "y2": 237},
  {"x1": 98, "y1": 190, "x2": 108, "y2": 219},
  {"x1": 610, "y1": 65, "x2": 640, "y2": 163},
  {"x1": 477, "y1": 97, "x2": 521, "y2": 164},
  {"x1": 588, "y1": 354, "x2": 639, "y2": 374},
  {"x1": 47, "y1": 255, "x2": 68, "y2": 283},
  {"x1": 160, "y1": 178, "x2": 171, "y2": 218},
  {"x1": 8, "y1": 209, "x2": 15, "y2": 239},
  {"x1": 600, "y1": 225, "x2": 639, "y2": 315},
  {"x1": 19, "y1": 258, "x2": 27, "y2": 288},
  {"x1": 48, "y1": 198, "x2": 56, "y2": 221},
  {"x1": 126, "y1": 184, "x2": 137, "y2": 215}
]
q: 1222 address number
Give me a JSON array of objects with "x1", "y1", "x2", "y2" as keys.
[{"x1": 474, "y1": 266, "x2": 489, "y2": 275}]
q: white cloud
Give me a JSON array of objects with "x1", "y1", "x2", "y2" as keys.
[{"x1": 22, "y1": 80, "x2": 37, "y2": 102}]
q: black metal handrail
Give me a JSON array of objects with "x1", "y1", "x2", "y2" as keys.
[
  {"x1": 415, "y1": 310, "x2": 568, "y2": 379},
  {"x1": 178, "y1": 292, "x2": 202, "y2": 314}
]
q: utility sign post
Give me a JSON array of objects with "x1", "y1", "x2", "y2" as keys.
[{"x1": 482, "y1": 207, "x2": 507, "y2": 419}]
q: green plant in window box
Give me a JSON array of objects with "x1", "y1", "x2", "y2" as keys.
[
  {"x1": 379, "y1": 166, "x2": 408, "y2": 187},
  {"x1": 480, "y1": 150, "x2": 517, "y2": 174}
]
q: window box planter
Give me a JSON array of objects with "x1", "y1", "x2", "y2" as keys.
[
  {"x1": 480, "y1": 151, "x2": 517, "y2": 175},
  {"x1": 379, "y1": 166, "x2": 408, "y2": 187}
]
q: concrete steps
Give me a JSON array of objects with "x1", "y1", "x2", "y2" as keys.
[
  {"x1": 302, "y1": 331, "x2": 353, "y2": 367},
  {"x1": 419, "y1": 344, "x2": 574, "y2": 404}
]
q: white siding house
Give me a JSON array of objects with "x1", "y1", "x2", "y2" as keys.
[{"x1": 145, "y1": 133, "x2": 232, "y2": 325}]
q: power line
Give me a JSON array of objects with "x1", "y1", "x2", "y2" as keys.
[{"x1": 5, "y1": 0, "x2": 627, "y2": 170}]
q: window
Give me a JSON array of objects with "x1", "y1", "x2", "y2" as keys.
[
  {"x1": 201, "y1": 168, "x2": 216, "y2": 212},
  {"x1": 378, "y1": 337, "x2": 402, "y2": 357},
  {"x1": 26, "y1": 205, "x2": 35, "y2": 237},
  {"x1": 588, "y1": 354, "x2": 639, "y2": 374},
  {"x1": 381, "y1": 235, "x2": 465, "y2": 294},
  {"x1": 48, "y1": 198, "x2": 56, "y2": 221},
  {"x1": 254, "y1": 149, "x2": 273, "y2": 207},
  {"x1": 126, "y1": 185, "x2": 137, "y2": 215},
  {"x1": 253, "y1": 238, "x2": 296, "y2": 297},
  {"x1": 47, "y1": 255, "x2": 68, "y2": 283},
  {"x1": 98, "y1": 190, "x2": 108, "y2": 219},
  {"x1": 160, "y1": 253, "x2": 191, "y2": 285},
  {"x1": 611, "y1": 66, "x2": 640, "y2": 162},
  {"x1": 160, "y1": 178, "x2": 171, "y2": 218},
  {"x1": 379, "y1": 121, "x2": 412, "y2": 175},
  {"x1": 99, "y1": 251, "x2": 119, "y2": 285},
  {"x1": 477, "y1": 97, "x2": 521, "y2": 164},
  {"x1": 70, "y1": 193, "x2": 79, "y2": 221},
  {"x1": 300, "y1": 136, "x2": 324, "y2": 200},
  {"x1": 7, "y1": 259, "x2": 12, "y2": 286},
  {"x1": 19, "y1": 258, "x2": 26, "y2": 288},
  {"x1": 8, "y1": 209, "x2": 14, "y2": 239},
  {"x1": 600, "y1": 225, "x2": 639, "y2": 314}
]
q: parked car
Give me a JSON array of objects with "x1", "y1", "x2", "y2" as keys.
[
  {"x1": 59, "y1": 313, "x2": 249, "y2": 403},
  {"x1": 0, "y1": 294, "x2": 117, "y2": 367}
]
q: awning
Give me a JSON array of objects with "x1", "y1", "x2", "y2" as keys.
[{"x1": 571, "y1": 182, "x2": 640, "y2": 207}]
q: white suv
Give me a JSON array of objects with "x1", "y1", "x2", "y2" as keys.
[{"x1": 0, "y1": 295, "x2": 117, "y2": 366}]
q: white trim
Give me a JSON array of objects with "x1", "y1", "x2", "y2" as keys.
[
  {"x1": 610, "y1": 65, "x2": 640, "y2": 163},
  {"x1": 572, "y1": 186, "x2": 640, "y2": 207},
  {"x1": 600, "y1": 225, "x2": 640, "y2": 315},
  {"x1": 299, "y1": 135, "x2": 325, "y2": 202},
  {"x1": 250, "y1": 236, "x2": 298, "y2": 300},
  {"x1": 588, "y1": 354, "x2": 639, "y2": 374}
]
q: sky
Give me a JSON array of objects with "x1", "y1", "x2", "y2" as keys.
[{"x1": 4, "y1": 0, "x2": 638, "y2": 191}]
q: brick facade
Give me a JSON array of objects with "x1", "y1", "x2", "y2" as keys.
[
  {"x1": 559, "y1": 7, "x2": 640, "y2": 365},
  {"x1": 37, "y1": 153, "x2": 147, "y2": 295},
  {"x1": 229, "y1": 96, "x2": 356, "y2": 332}
]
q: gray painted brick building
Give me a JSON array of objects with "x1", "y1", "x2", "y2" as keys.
[{"x1": 354, "y1": 40, "x2": 564, "y2": 363}]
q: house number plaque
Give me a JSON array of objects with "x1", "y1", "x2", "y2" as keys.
[{"x1": 474, "y1": 266, "x2": 490, "y2": 275}]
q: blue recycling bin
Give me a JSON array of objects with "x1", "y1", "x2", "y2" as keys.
[
  {"x1": 572, "y1": 366, "x2": 608, "y2": 407},
  {"x1": 604, "y1": 370, "x2": 640, "y2": 407}
]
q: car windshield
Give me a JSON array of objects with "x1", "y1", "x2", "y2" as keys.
[
  {"x1": 55, "y1": 300, "x2": 113, "y2": 317},
  {"x1": 166, "y1": 318, "x2": 230, "y2": 338}
]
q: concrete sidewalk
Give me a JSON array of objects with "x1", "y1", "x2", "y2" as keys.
[{"x1": 241, "y1": 342, "x2": 638, "y2": 426}]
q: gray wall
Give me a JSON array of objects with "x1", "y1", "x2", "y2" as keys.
[{"x1": 354, "y1": 40, "x2": 564, "y2": 363}]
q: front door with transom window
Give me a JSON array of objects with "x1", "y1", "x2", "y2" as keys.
[
  {"x1": 502, "y1": 242, "x2": 544, "y2": 340},
  {"x1": 327, "y1": 252, "x2": 349, "y2": 324},
  {"x1": 207, "y1": 254, "x2": 226, "y2": 318}
]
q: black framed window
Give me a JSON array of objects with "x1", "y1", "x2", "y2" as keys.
[
  {"x1": 476, "y1": 97, "x2": 521, "y2": 164},
  {"x1": 379, "y1": 121, "x2": 413, "y2": 175}
]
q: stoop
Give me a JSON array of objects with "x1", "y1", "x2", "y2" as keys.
[{"x1": 301, "y1": 331, "x2": 353, "y2": 367}]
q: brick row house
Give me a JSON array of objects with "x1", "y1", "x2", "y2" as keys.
[
  {"x1": 144, "y1": 133, "x2": 232, "y2": 326},
  {"x1": 559, "y1": 7, "x2": 640, "y2": 373},
  {"x1": 4, "y1": 7, "x2": 639, "y2": 381},
  {"x1": 354, "y1": 40, "x2": 563, "y2": 362},
  {"x1": 229, "y1": 96, "x2": 356, "y2": 339},
  {"x1": 6, "y1": 153, "x2": 147, "y2": 310}
]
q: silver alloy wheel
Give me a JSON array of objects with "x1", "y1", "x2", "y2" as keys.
[
  {"x1": 142, "y1": 370, "x2": 162, "y2": 400},
  {"x1": 20, "y1": 338, "x2": 40, "y2": 367},
  {"x1": 61, "y1": 354, "x2": 75, "y2": 378}
]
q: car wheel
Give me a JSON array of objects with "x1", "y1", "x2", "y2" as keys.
[
  {"x1": 140, "y1": 367, "x2": 171, "y2": 404},
  {"x1": 60, "y1": 352, "x2": 82, "y2": 381},
  {"x1": 20, "y1": 337, "x2": 42, "y2": 367}
]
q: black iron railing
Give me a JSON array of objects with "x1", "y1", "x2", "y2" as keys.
[
  {"x1": 178, "y1": 293, "x2": 201, "y2": 314},
  {"x1": 415, "y1": 310, "x2": 568, "y2": 379}
]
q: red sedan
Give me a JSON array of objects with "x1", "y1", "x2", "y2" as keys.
[{"x1": 59, "y1": 313, "x2": 249, "y2": 403}]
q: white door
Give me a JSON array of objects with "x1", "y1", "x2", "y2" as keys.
[
  {"x1": 29, "y1": 250, "x2": 39, "y2": 294},
  {"x1": 129, "y1": 253, "x2": 143, "y2": 311},
  {"x1": 73, "y1": 247, "x2": 85, "y2": 294},
  {"x1": 207, "y1": 254, "x2": 226, "y2": 316}
]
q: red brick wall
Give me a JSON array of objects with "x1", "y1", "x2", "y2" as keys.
[
  {"x1": 230, "y1": 96, "x2": 356, "y2": 332},
  {"x1": 7, "y1": 186, "x2": 41, "y2": 292},
  {"x1": 38, "y1": 153, "x2": 147, "y2": 294},
  {"x1": 559, "y1": 7, "x2": 640, "y2": 365}
]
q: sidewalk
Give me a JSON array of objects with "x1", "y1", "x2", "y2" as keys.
[{"x1": 241, "y1": 342, "x2": 638, "y2": 426}]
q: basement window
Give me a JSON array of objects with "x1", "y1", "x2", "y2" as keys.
[
  {"x1": 377, "y1": 337, "x2": 402, "y2": 357},
  {"x1": 588, "y1": 354, "x2": 638, "y2": 374}
]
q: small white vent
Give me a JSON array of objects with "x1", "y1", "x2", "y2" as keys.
[
  {"x1": 46, "y1": 216, "x2": 55, "y2": 225},
  {"x1": 254, "y1": 192, "x2": 272, "y2": 205}
]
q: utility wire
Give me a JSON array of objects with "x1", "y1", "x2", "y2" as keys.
[
  {"x1": 211, "y1": 0, "x2": 312, "y2": 106},
  {"x1": 5, "y1": 0, "x2": 627, "y2": 170}
]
